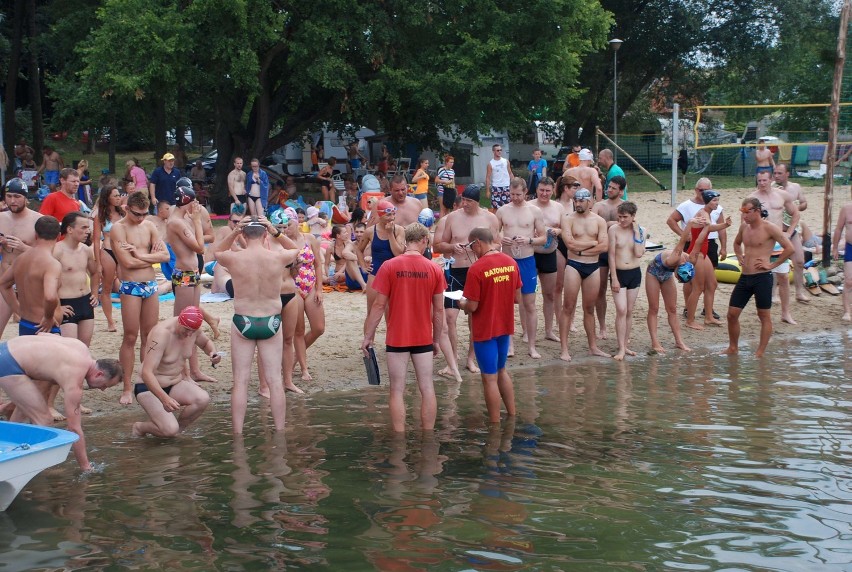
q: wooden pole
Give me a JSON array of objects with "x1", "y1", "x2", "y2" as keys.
[
  {"x1": 597, "y1": 128, "x2": 667, "y2": 189},
  {"x1": 824, "y1": 0, "x2": 851, "y2": 265}
]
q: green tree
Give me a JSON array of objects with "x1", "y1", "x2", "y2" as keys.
[{"x1": 71, "y1": 0, "x2": 610, "y2": 200}]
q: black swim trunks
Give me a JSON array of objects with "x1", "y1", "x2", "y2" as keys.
[
  {"x1": 566, "y1": 258, "x2": 599, "y2": 280},
  {"x1": 534, "y1": 251, "x2": 557, "y2": 274},
  {"x1": 444, "y1": 266, "x2": 469, "y2": 310},
  {"x1": 386, "y1": 344, "x2": 434, "y2": 354},
  {"x1": 60, "y1": 293, "x2": 96, "y2": 324},
  {"x1": 615, "y1": 267, "x2": 642, "y2": 290},
  {"x1": 729, "y1": 272, "x2": 773, "y2": 310},
  {"x1": 556, "y1": 235, "x2": 568, "y2": 261},
  {"x1": 281, "y1": 293, "x2": 296, "y2": 308},
  {"x1": 599, "y1": 251, "x2": 609, "y2": 267},
  {"x1": 134, "y1": 382, "x2": 174, "y2": 397}
]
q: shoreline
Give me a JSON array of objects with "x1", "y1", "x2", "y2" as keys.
[{"x1": 4, "y1": 183, "x2": 850, "y2": 423}]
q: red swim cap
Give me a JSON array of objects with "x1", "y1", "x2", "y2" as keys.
[
  {"x1": 178, "y1": 306, "x2": 204, "y2": 330},
  {"x1": 376, "y1": 200, "x2": 396, "y2": 216}
]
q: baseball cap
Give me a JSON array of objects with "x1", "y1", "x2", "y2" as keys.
[
  {"x1": 178, "y1": 306, "x2": 204, "y2": 330},
  {"x1": 162, "y1": 152, "x2": 175, "y2": 161},
  {"x1": 574, "y1": 188, "x2": 592, "y2": 201},
  {"x1": 578, "y1": 149, "x2": 593, "y2": 161},
  {"x1": 461, "y1": 184, "x2": 481, "y2": 202}
]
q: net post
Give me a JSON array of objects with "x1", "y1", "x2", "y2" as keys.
[{"x1": 671, "y1": 103, "x2": 679, "y2": 206}]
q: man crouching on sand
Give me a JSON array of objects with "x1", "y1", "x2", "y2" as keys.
[{"x1": 132, "y1": 306, "x2": 221, "y2": 438}]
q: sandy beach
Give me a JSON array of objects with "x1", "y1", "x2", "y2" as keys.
[{"x1": 3, "y1": 183, "x2": 849, "y2": 418}]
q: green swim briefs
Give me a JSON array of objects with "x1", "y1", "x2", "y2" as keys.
[{"x1": 232, "y1": 314, "x2": 282, "y2": 340}]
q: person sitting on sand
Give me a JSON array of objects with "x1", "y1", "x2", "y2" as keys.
[
  {"x1": 326, "y1": 224, "x2": 368, "y2": 291},
  {"x1": 0, "y1": 335, "x2": 122, "y2": 471},
  {"x1": 131, "y1": 306, "x2": 221, "y2": 438}
]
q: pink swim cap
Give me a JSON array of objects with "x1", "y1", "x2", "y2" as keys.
[{"x1": 178, "y1": 306, "x2": 204, "y2": 330}]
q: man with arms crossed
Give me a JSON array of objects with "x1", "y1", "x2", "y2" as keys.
[
  {"x1": 0, "y1": 336, "x2": 121, "y2": 471},
  {"x1": 459, "y1": 227, "x2": 521, "y2": 423},
  {"x1": 527, "y1": 176, "x2": 564, "y2": 342},
  {"x1": 750, "y1": 170, "x2": 799, "y2": 324},
  {"x1": 362, "y1": 223, "x2": 445, "y2": 433},
  {"x1": 496, "y1": 178, "x2": 547, "y2": 358},
  {"x1": 433, "y1": 185, "x2": 500, "y2": 373},
  {"x1": 111, "y1": 192, "x2": 171, "y2": 404},
  {"x1": 132, "y1": 306, "x2": 221, "y2": 438},
  {"x1": 0, "y1": 178, "x2": 42, "y2": 337},
  {"x1": 723, "y1": 198, "x2": 794, "y2": 357},
  {"x1": 832, "y1": 201, "x2": 852, "y2": 321},
  {"x1": 215, "y1": 217, "x2": 298, "y2": 434},
  {"x1": 559, "y1": 189, "x2": 609, "y2": 361}
]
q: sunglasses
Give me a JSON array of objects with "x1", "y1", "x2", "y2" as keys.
[
  {"x1": 464, "y1": 239, "x2": 477, "y2": 249},
  {"x1": 128, "y1": 209, "x2": 147, "y2": 217}
]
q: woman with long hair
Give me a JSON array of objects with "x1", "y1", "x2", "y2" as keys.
[
  {"x1": 92, "y1": 184, "x2": 125, "y2": 331},
  {"x1": 411, "y1": 157, "x2": 430, "y2": 208}
]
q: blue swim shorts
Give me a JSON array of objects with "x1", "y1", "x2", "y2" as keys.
[
  {"x1": 516, "y1": 255, "x2": 537, "y2": 295},
  {"x1": 473, "y1": 335, "x2": 511, "y2": 375}
]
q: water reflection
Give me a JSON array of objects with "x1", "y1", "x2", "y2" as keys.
[{"x1": 0, "y1": 334, "x2": 849, "y2": 570}]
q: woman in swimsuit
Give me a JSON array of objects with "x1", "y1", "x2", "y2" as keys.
[
  {"x1": 355, "y1": 201, "x2": 405, "y2": 314},
  {"x1": 282, "y1": 207, "x2": 325, "y2": 381},
  {"x1": 684, "y1": 191, "x2": 731, "y2": 331},
  {"x1": 646, "y1": 221, "x2": 694, "y2": 354},
  {"x1": 92, "y1": 184, "x2": 124, "y2": 331},
  {"x1": 325, "y1": 224, "x2": 368, "y2": 291}
]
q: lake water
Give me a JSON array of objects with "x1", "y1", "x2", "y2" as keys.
[{"x1": 1, "y1": 332, "x2": 850, "y2": 571}]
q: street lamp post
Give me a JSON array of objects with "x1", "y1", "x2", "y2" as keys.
[{"x1": 609, "y1": 38, "x2": 623, "y2": 162}]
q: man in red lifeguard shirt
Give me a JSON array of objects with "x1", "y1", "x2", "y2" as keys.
[
  {"x1": 361, "y1": 222, "x2": 446, "y2": 432},
  {"x1": 459, "y1": 226, "x2": 522, "y2": 423},
  {"x1": 40, "y1": 168, "x2": 82, "y2": 231}
]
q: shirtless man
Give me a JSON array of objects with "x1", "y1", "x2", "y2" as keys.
[
  {"x1": 0, "y1": 178, "x2": 42, "y2": 337},
  {"x1": 723, "y1": 197, "x2": 794, "y2": 357},
  {"x1": 832, "y1": 201, "x2": 852, "y2": 321},
  {"x1": 750, "y1": 171, "x2": 799, "y2": 324},
  {"x1": 215, "y1": 216, "x2": 299, "y2": 434},
  {"x1": 773, "y1": 163, "x2": 809, "y2": 302},
  {"x1": 591, "y1": 175, "x2": 626, "y2": 339},
  {"x1": 754, "y1": 140, "x2": 775, "y2": 176},
  {"x1": 110, "y1": 192, "x2": 171, "y2": 404},
  {"x1": 387, "y1": 174, "x2": 422, "y2": 227},
  {"x1": 167, "y1": 180, "x2": 216, "y2": 383},
  {"x1": 565, "y1": 149, "x2": 602, "y2": 201},
  {"x1": 54, "y1": 212, "x2": 98, "y2": 343},
  {"x1": 147, "y1": 201, "x2": 171, "y2": 243},
  {"x1": 433, "y1": 184, "x2": 500, "y2": 372},
  {"x1": 496, "y1": 178, "x2": 547, "y2": 358},
  {"x1": 210, "y1": 209, "x2": 246, "y2": 295},
  {"x1": 559, "y1": 189, "x2": 609, "y2": 361},
  {"x1": 0, "y1": 216, "x2": 63, "y2": 337},
  {"x1": 131, "y1": 306, "x2": 221, "y2": 438},
  {"x1": 38, "y1": 145, "x2": 65, "y2": 192},
  {"x1": 0, "y1": 336, "x2": 122, "y2": 471},
  {"x1": 527, "y1": 177, "x2": 564, "y2": 341},
  {"x1": 228, "y1": 156, "x2": 246, "y2": 205}
]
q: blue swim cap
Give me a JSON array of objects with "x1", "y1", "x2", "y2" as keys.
[
  {"x1": 676, "y1": 261, "x2": 695, "y2": 283},
  {"x1": 270, "y1": 209, "x2": 290, "y2": 226},
  {"x1": 417, "y1": 208, "x2": 435, "y2": 228}
]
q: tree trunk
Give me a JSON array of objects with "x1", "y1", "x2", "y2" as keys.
[
  {"x1": 26, "y1": 0, "x2": 44, "y2": 161},
  {"x1": 109, "y1": 110, "x2": 117, "y2": 174},
  {"x1": 154, "y1": 97, "x2": 167, "y2": 161},
  {"x1": 3, "y1": 0, "x2": 25, "y2": 166}
]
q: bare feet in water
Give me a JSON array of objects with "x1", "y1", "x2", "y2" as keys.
[
  {"x1": 589, "y1": 347, "x2": 611, "y2": 358},
  {"x1": 438, "y1": 367, "x2": 463, "y2": 383},
  {"x1": 285, "y1": 383, "x2": 305, "y2": 394},
  {"x1": 559, "y1": 350, "x2": 572, "y2": 362}
]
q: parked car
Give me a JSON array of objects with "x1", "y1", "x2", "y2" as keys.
[{"x1": 550, "y1": 146, "x2": 571, "y2": 179}]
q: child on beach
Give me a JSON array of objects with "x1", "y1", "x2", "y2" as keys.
[{"x1": 607, "y1": 202, "x2": 646, "y2": 361}]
